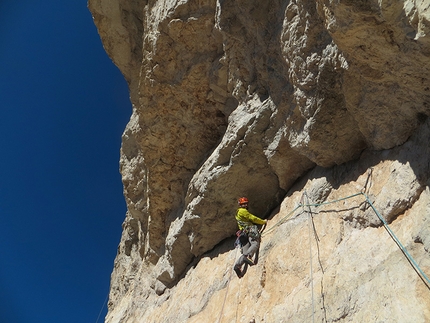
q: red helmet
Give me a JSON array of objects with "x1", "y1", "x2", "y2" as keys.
[{"x1": 238, "y1": 197, "x2": 249, "y2": 205}]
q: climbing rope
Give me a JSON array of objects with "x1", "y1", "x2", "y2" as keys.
[
  {"x1": 261, "y1": 205, "x2": 302, "y2": 237},
  {"x1": 217, "y1": 246, "x2": 241, "y2": 323},
  {"x1": 361, "y1": 193, "x2": 430, "y2": 287},
  {"x1": 217, "y1": 190, "x2": 429, "y2": 322},
  {"x1": 95, "y1": 292, "x2": 109, "y2": 323},
  {"x1": 303, "y1": 192, "x2": 316, "y2": 323},
  {"x1": 262, "y1": 191, "x2": 430, "y2": 287},
  {"x1": 235, "y1": 271, "x2": 242, "y2": 323}
]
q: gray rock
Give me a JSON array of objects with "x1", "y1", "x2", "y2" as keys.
[{"x1": 88, "y1": 0, "x2": 430, "y2": 321}]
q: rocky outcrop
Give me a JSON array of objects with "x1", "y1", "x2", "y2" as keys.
[{"x1": 88, "y1": 0, "x2": 430, "y2": 321}]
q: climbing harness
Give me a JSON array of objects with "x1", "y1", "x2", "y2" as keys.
[{"x1": 243, "y1": 224, "x2": 261, "y2": 240}]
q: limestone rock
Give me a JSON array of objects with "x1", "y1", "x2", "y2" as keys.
[{"x1": 88, "y1": 0, "x2": 430, "y2": 321}]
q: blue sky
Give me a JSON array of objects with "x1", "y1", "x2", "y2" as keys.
[{"x1": 0, "y1": 1, "x2": 130, "y2": 322}]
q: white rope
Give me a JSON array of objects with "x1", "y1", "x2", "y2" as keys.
[
  {"x1": 235, "y1": 273, "x2": 242, "y2": 323},
  {"x1": 217, "y1": 246, "x2": 240, "y2": 323},
  {"x1": 303, "y1": 192, "x2": 315, "y2": 323},
  {"x1": 95, "y1": 292, "x2": 109, "y2": 323}
]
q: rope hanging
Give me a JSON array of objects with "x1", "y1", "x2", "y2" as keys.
[
  {"x1": 217, "y1": 246, "x2": 241, "y2": 323},
  {"x1": 303, "y1": 192, "x2": 316, "y2": 323},
  {"x1": 216, "y1": 190, "x2": 429, "y2": 322},
  {"x1": 362, "y1": 193, "x2": 430, "y2": 287},
  {"x1": 262, "y1": 191, "x2": 430, "y2": 287},
  {"x1": 95, "y1": 292, "x2": 109, "y2": 323}
]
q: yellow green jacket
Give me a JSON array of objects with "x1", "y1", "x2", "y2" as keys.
[{"x1": 235, "y1": 207, "x2": 266, "y2": 230}]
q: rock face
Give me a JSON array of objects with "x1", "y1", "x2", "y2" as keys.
[{"x1": 88, "y1": 0, "x2": 430, "y2": 322}]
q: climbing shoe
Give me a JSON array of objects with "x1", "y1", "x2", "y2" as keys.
[{"x1": 234, "y1": 266, "x2": 243, "y2": 278}]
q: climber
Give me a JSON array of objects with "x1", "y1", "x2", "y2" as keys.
[{"x1": 233, "y1": 197, "x2": 267, "y2": 278}]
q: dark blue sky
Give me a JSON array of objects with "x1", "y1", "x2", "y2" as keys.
[{"x1": 1, "y1": 1, "x2": 130, "y2": 322}]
